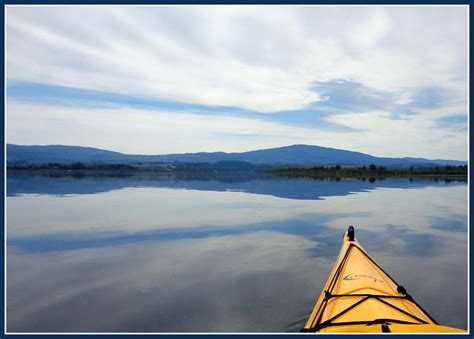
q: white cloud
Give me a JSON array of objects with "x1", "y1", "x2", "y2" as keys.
[
  {"x1": 326, "y1": 107, "x2": 467, "y2": 160},
  {"x1": 352, "y1": 10, "x2": 391, "y2": 47},
  {"x1": 6, "y1": 5, "x2": 468, "y2": 112}
]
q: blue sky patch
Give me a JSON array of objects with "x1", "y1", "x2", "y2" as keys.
[
  {"x1": 310, "y1": 79, "x2": 394, "y2": 113},
  {"x1": 434, "y1": 114, "x2": 467, "y2": 130}
]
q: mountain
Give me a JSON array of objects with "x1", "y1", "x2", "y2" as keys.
[{"x1": 6, "y1": 144, "x2": 467, "y2": 168}]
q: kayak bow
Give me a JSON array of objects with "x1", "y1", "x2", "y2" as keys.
[{"x1": 302, "y1": 226, "x2": 465, "y2": 333}]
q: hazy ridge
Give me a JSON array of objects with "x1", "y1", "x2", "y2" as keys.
[{"x1": 7, "y1": 144, "x2": 466, "y2": 168}]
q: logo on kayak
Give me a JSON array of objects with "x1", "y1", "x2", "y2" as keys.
[{"x1": 343, "y1": 274, "x2": 383, "y2": 283}]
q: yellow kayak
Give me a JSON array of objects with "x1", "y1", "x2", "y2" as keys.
[{"x1": 302, "y1": 226, "x2": 465, "y2": 333}]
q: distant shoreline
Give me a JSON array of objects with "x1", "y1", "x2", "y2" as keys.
[
  {"x1": 6, "y1": 161, "x2": 272, "y2": 173},
  {"x1": 269, "y1": 165, "x2": 468, "y2": 182},
  {"x1": 7, "y1": 163, "x2": 468, "y2": 183}
]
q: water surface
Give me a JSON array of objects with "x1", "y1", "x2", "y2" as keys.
[{"x1": 7, "y1": 172, "x2": 468, "y2": 332}]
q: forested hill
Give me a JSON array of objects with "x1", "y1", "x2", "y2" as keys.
[{"x1": 7, "y1": 144, "x2": 467, "y2": 168}]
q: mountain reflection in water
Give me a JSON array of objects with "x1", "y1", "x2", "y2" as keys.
[{"x1": 7, "y1": 171, "x2": 467, "y2": 332}]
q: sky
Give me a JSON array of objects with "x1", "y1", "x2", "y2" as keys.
[{"x1": 6, "y1": 5, "x2": 469, "y2": 160}]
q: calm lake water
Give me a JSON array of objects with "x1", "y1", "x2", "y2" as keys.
[{"x1": 6, "y1": 172, "x2": 468, "y2": 332}]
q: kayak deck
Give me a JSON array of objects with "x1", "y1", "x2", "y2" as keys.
[{"x1": 302, "y1": 226, "x2": 465, "y2": 333}]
